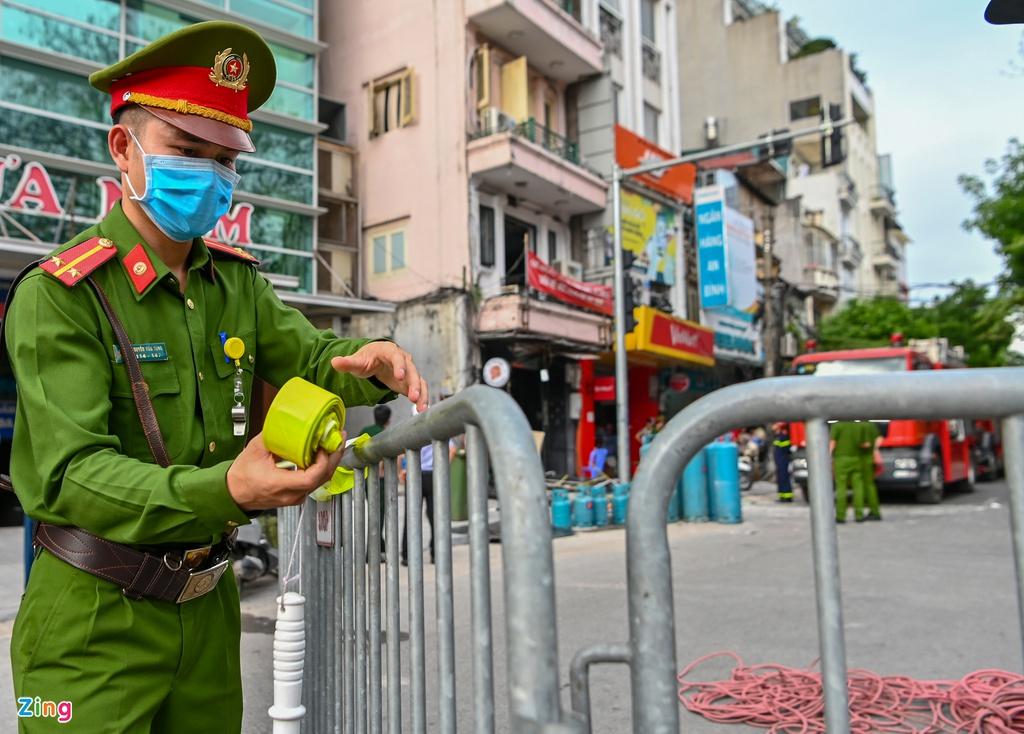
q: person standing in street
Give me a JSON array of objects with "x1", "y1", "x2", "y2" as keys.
[
  {"x1": 830, "y1": 421, "x2": 866, "y2": 523},
  {"x1": 859, "y1": 420, "x2": 884, "y2": 521},
  {"x1": 772, "y1": 421, "x2": 794, "y2": 502},
  {"x1": 5, "y1": 21, "x2": 428, "y2": 733},
  {"x1": 359, "y1": 404, "x2": 392, "y2": 438}
]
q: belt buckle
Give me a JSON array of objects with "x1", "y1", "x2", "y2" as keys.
[{"x1": 176, "y1": 559, "x2": 229, "y2": 603}]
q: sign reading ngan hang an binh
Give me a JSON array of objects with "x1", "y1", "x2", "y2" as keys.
[{"x1": 0, "y1": 155, "x2": 255, "y2": 245}]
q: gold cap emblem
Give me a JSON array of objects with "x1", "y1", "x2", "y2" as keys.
[
  {"x1": 133, "y1": 262, "x2": 148, "y2": 276},
  {"x1": 210, "y1": 48, "x2": 250, "y2": 92}
]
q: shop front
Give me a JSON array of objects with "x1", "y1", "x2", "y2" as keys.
[
  {"x1": 476, "y1": 253, "x2": 613, "y2": 476},
  {"x1": 577, "y1": 306, "x2": 715, "y2": 477}
]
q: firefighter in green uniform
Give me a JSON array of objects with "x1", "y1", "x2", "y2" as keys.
[
  {"x1": 6, "y1": 22, "x2": 428, "y2": 733},
  {"x1": 859, "y1": 420, "x2": 883, "y2": 521},
  {"x1": 830, "y1": 421, "x2": 867, "y2": 523}
]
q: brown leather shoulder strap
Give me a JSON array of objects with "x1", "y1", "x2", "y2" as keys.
[{"x1": 87, "y1": 278, "x2": 171, "y2": 467}]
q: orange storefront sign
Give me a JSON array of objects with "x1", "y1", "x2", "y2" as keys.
[{"x1": 615, "y1": 125, "x2": 697, "y2": 204}]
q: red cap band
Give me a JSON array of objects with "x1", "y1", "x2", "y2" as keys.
[{"x1": 109, "y1": 65, "x2": 251, "y2": 132}]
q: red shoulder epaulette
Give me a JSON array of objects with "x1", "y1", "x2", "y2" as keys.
[
  {"x1": 204, "y1": 239, "x2": 260, "y2": 265},
  {"x1": 38, "y1": 236, "x2": 119, "y2": 287}
]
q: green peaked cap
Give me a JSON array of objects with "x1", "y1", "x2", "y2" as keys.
[{"x1": 89, "y1": 20, "x2": 277, "y2": 112}]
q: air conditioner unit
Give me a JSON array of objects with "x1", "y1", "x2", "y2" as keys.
[
  {"x1": 553, "y1": 259, "x2": 584, "y2": 280},
  {"x1": 480, "y1": 107, "x2": 517, "y2": 135}
]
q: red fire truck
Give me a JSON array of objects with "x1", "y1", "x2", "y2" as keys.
[{"x1": 788, "y1": 337, "x2": 1000, "y2": 503}]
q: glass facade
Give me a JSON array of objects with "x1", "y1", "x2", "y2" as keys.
[{"x1": 0, "y1": 0, "x2": 318, "y2": 293}]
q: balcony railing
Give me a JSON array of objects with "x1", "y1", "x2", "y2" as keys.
[
  {"x1": 600, "y1": 6, "x2": 623, "y2": 58},
  {"x1": 641, "y1": 41, "x2": 661, "y2": 82},
  {"x1": 473, "y1": 114, "x2": 581, "y2": 166},
  {"x1": 559, "y1": 0, "x2": 581, "y2": 21}
]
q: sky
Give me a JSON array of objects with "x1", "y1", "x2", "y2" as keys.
[{"x1": 776, "y1": 0, "x2": 1023, "y2": 303}]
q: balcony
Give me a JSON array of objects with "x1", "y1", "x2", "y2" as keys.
[
  {"x1": 837, "y1": 171, "x2": 858, "y2": 209},
  {"x1": 477, "y1": 292, "x2": 611, "y2": 349},
  {"x1": 466, "y1": 0, "x2": 603, "y2": 82},
  {"x1": 468, "y1": 115, "x2": 607, "y2": 215},
  {"x1": 869, "y1": 185, "x2": 896, "y2": 218},
  {"x1": 641, "y1": 41, "x2": 661, "y2": 83},
  {"x1": 804, "y1": 264, "x2": 839, "y2": 301},
  {"x1": 599, "y1": 6, "x2": 623, "y2": 59},
  {"x1": 839, "y1": 234, "x2": 862, "y2": 268},
  {"x1": 871, "y1": 241, "x2": 901, "y2": 273}
]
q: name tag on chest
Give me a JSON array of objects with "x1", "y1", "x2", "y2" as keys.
[{"x1": 112, "y1": 343, "x2": 170, "y2": 363}]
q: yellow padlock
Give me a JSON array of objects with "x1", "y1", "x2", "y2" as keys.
[{"x1": 263, "y1": 377, "x2": 346, "y2": 468}]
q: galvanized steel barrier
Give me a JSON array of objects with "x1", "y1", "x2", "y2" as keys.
[
  {"x1": 277, "y1": 385, "x2": 573, "y2": 734},
  {"x1": 566, "y1": 367, "x2": 1024, "y2": 733}
]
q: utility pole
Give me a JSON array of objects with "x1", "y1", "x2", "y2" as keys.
[
  {"x1": 762, "y1": 209, "x2": 778, "y2": 377},
  {"x1": 611, "y1": 164, "x2": 631, "y2": 481}
]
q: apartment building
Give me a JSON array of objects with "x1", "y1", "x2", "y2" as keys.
[
  {"x1": 677, "y1": 0, "x2": 910, "y2": 307},
  {"x1": 321, "y1": 0, "x2": 619, "y2": 475}
]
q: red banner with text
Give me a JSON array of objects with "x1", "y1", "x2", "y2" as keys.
[{"x1": 526, "y1": 252, "x2": 613, "y2": 316}]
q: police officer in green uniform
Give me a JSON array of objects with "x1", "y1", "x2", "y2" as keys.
[
  {"x1": 859, "y1": 420, "x2": 883, "y2": 521},
  {"x1": 830, "y1": 421, "x2": 867, "y2": 523},
  {"x1": 7, "y1": 21, "x2": 427, "y2": 733}
]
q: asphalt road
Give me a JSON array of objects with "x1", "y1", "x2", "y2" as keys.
[{"x1": 1, "y1": 478, "x2": 1020, "y2": 733}]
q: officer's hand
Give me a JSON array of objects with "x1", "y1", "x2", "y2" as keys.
[
  {"x1": 331, "y1": 342, "x2": 428, "y2": 413},
  {"x1": 227, "y1": 432, "x2": 343, "y2": 510}
]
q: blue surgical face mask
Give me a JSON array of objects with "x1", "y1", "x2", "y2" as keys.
[{"x1": 125, "y1": 128, "x2": 241, "y2": 243}]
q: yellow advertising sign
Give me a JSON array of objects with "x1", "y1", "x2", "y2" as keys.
[{"x1": 618, "y1": 191, "x2": 679, "y2": 286}]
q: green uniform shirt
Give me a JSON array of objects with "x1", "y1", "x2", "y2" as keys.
[
  {"x1": 858, "y1": 420, "x2": 881, "y2": 456},
  {"x1": 830, "y1": 421, "x2": 865, "y2": 458},
  {"x1": 359, "y1": 423, "x2": 385, "y2": 438},
  {"x1": 5, "y1": 202, "x2": 393, "y2": 547}
]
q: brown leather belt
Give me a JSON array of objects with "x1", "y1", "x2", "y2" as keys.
[{"x1": 34, "y1": 523, "x2": 233, "y2": 604}]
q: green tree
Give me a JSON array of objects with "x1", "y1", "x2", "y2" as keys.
[
  {"x1": 817, "y1": 282, "x2": 1019, "y2": 367},
  {"x1": 958, "y1": 138, "x2": 1024, "y2": 289}
]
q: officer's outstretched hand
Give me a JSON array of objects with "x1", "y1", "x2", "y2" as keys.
[
  {"x1": 227, "y1": 431, "x2": 343, "y2": 510},
  {"x1": 331, "y1": 342, "x2": 428, "y2": 413}
]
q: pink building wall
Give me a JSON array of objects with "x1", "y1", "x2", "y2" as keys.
[{"x1": 320, "y1": 1, "x2": 472, "y2": 302}]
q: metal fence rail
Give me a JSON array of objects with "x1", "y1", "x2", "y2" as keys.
[
  {"x1": 278, "y1": 385, "x2": 568, "y2": 733},
  {"x1": 570, "y1": 367, "x2": 1024, "y2": 733}
]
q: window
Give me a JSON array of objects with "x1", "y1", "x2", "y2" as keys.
[
  {"x1": 641, "y1": 0, "x2": 656, "y2": 43},
  {"x1": 643, "y1": 103, "x2": 660, "y2": 143},
  {"x1": 479, "y1": 206, "x2": 496, "y2": 268},
  {"x1": 367, "y1": 225, "x2": 408, "y2": 275},
  {"x1": 475, "y1": 45, "x2": 491, "y2": 111},
  {"x1": 548, "y1": 231, "x2": 558, "y2": 262},
  {"x1": 789, "y1": 96, "x2": 822, "y2": 121},
  {"x1": 369, "y1": 69, "x2": 416, "y2": 138}
]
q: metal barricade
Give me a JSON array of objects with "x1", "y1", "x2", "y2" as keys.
[
  {"x1": 568, "y1": 367, "x2": 1024, "y2": 733},
  {"x1": 278, "y1": 385, "x2": 571, "y2": 733}
]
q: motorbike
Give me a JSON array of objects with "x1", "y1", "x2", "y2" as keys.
[
  {"x1": 737, "y1": 428, "x2": 775, "y2": 491},
  {"x1": 231, "y1": 516, "x2": 278, "y2": 591}
]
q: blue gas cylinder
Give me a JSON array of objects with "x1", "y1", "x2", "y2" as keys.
[
  {"x1": 612, "y1": 483, "x2": 630, "y2": 525},
  {"x1": 706, "y1": 439, "x2": 742, "y2": 524},
  {"x1": 551, "y1": 489, "x2": 572, "y2": 532},
  {"x1": 682, "y1": 448, "x2": 710, "y2": 522},
  {"x1": 573, "y1": 487, "x2": 594, "y2": 528},
  {"x1": 591, "y1": 485, "x2": 609, "y2": 527}
]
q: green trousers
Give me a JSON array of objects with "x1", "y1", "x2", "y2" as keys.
[
  {"x1": 834, "y1": 456, "x2": 864, "y2": 521},
  {"x1": 861, "y1": 455, "x2": 881, "y2": 517},
  {"x1": 11, "y1": 549, "x2": 242, "y2": 733}
]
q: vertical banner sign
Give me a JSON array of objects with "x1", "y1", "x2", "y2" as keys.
[
  {"x1": 618, "y1": 191, "x2": 679, "y2": 286},
  {"x1": 694, "y1": 186, "x2": 729, "y2": 308}
]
